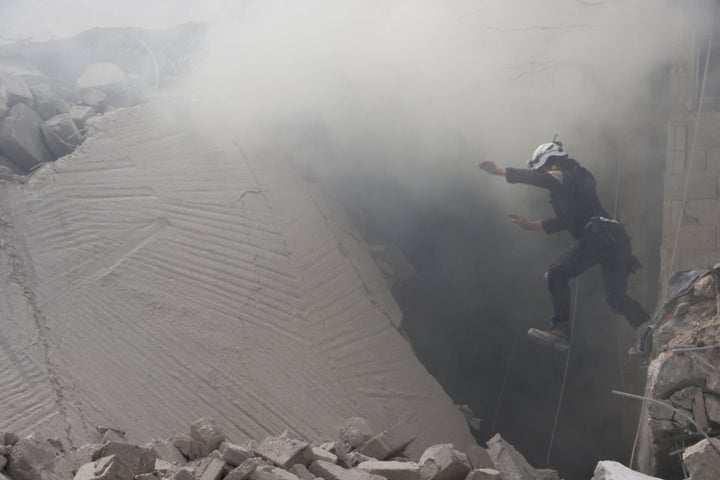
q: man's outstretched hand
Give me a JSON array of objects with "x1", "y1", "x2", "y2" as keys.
[
  {"x1": 478, "y1": 161, "x2": 506, "y2": 177},
  {"x1": 509, "y1": 214, "x2": 543, "y2": 232}
]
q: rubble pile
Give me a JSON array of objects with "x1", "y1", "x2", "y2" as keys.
[
  {"x1": 0, "y1": 418, "x2": 571, "y2": 480},
  {"x1": 638, "y1": 267, "x2": 720, "y2": 478},
  {"x1": 0, "y1": 24, "x2": 206, "y2": 174}
]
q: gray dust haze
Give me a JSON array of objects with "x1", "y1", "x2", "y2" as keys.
[{"x1": 1, "y1": 1, "x2": 682, "y2": 479}]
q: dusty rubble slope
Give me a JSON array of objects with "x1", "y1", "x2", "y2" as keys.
[{"x1": 0, "y1": 99, "x2": 475, "y2": 455}]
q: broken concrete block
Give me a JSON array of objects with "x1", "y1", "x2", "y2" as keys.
[
  {"x1": 198, "y1": 458, "x2": 225, "y2": 480},
  {"x1": 29, "y1": 84, "x2": 69, "y2": 121},
  {"x1": 592, "y1": 460, "x2": 662, "y2": 479},
  {"x1": 135, "y1": 475, "x2": 158, "y2": 480},
  {"x1": 8, "y1": 434, "x2": 75, "y2": 480},
  {"x1": 465, "y1": 470, "x2": 500, "y2": 480},
  {"x1": 225, "y1": 458, "x2": 266, "y2": 480},
  {"x1": 92, "y1": 442, "x2": 156, "y2": 475},
  {"x1": 357, "y1": 424, "x2": 415, "y2": 460},
  {"x1": 417, "y1": 445, "x2": 470, "y2": 480},
  {"x1": 303, "y1": 446, "x2": 337, "y2": 464},
  {"x1": 535, "y1": 470, "x2": 560, "y2": 480},
  {"x1": 172, "y1": 433, "x2": 203, "y2": 461},
  {"x1": 256, "y1": 435, "x2": 308, "y2": 469},
  {"x1": 0, "y1": 454, "x2": 7, "y2": 471},
  {"x1": 70, "y1": 105, "x2": 96, "y2": 129},
  {"x1": 464, "y1": 446, "x2": 492, "y2": 470},
  {"x1": 154, "y1": 459, "x2": 177, "y2": 474},
  {"x1": 219, "y1": 442, "x2": 253, "y2": 467},
  {"x1": 308, "y1": 460, "x2": 385, "y2": 480},
  {"x1": 41, "y1": 113, "x2": 82, "y2": 158},
  {"x1": 357, "y1": 460, "x2": 420, "y2": 480},
  {"x1": 682, "y1": 438, "x2": 720, "y2": 480},
  {"x1": 704, "y1": 392, "x2": 720, "y2": 424},
  {"x1": 80, "y1": 90, "x2": 108, "y2": 110},
  {"x1": 190, "y1": 419, "x2": 225, "y2": 458},
  {"x1": 0, "y1": 73, "x2": 33, "y2": 106},
  {"x1": 151, "y1": 441, "x2": 186, "y2": 466},
  {"x1": 72, "y1": 444, "x2": 104, "y2": 471},
  {"x1": 0, "y1": 432, "x2": 19, "y2": 446},
  {"x1": 249, "y1": 468, "x2": 301, "y2": 480},
  {"x1": 340, "y1": 418, "x2": 373, "y2": 449},
  {"x1": 288, "y1": 465, "x2": 315, "y2": 480},
  {"x1": 74, "y1": 455, "x2": 134, "y2": 480},
  {"x1": 486, "y1": 434, "x2": 548, "y2": 480},
  {"x1": 172, "y1": 470, "x2": 198, "y2": 480},
  {"x1": 0, "y1": 103, "x2": 53, "y2": 170}
]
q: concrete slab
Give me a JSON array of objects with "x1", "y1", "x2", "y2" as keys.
[
  {"x1": 0, "y1": 103, "x2": 53, "y2": 169},
  {"x1": 41, "y1": 113, "x2": 82, "y2": 158}
]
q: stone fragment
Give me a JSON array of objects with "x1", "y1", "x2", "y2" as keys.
[
  {"x1": 92, "y1": 442, "x2": 156, "y2": 475},
  {"x1": 74, "y1": 455, "x2": 134, "y2": 480},
  {"x1": 256, "y1": 434, "x2": 308, "y2": 469},
  {"x1": 340, "y1": 418, "x2": 373, "y2": 449},
  {"x1": 288, "y1": 465, "x2": 315, "y2": 480},
  {"x1": 154, "y1": 460, "x2": 176, "y2": 474},
  {"x1": 198, "y1": 459, "x2": 225, "y2": 480},
  {"x1": 357, "y1": 424, "x2": 415, "y2": 461},
  {"x1": 0, "y1": 73, "x2": 33, "y2": 106},
  {"x1": 592, "y1": 460, "x2": 662, "y2": 479},
  {"x1": 172, "y1": 470, "x2": 198, "y2": 480},
  {"x1": 463, "y1": 446, "x2": 492, "y2": 470},
  {"x1": 80, "y1": 90, "x2": 108, "y2": 110},
  {"x1": 135, "y1": 475, "x2": 158, "y2": 480},
  {"x1": 487, "y1": 434, "x2": 553, "y2": 480},
  {"x1": 417, "y1": 445, "x2": 470, "y2": 480},
  {"x1": 0, "y1": 432, "x2": 19, "y2": 446},
  {"x1": 8, "y1": 434, "x2": 75, "y2": 480},
  {"x1": 225, "y1": 458, "x2": 266, "y2": 480},
  {"x1": 41, "y1": 113, "x2": 82, "y2": 158},
  {"x1": 357, "y1": 460, "x2": 420, "y2": 480},
  {"x1": 70, "y1": 105, "x2": 96, "y2": 129},
  {"x1": 0, "y1": 454, "x2": 6, "y2": 471},
  {"x1": 190, "y1": 419, "x2": 225, "y2": 458},
  {"x1": 151, "y1": 441, "x2": 186, "y2": 466},
  {"x1": 219, "y1": 442, "x2": 253, "y2": 467},
  {"x1": 308, "y1": 460, "x2": 385, "y2": 480},
  {"x1": 704, "y1": 392, "x2": 720, "y2": 424},
  {"x1": 29, "y1": 84, "x2": 69, "y2": 120},
  {"x1": 535, "y1": 470, "x2": 560, "y2": 480},
  {"x1": 73, "y1": 444, "x2": 104, "y2": 470},
  {"x1": 0, "y1": 103, "x2": 53, "y2": 169},
  {"x1": 465, "y1": 470, "x2": 500, "y2": 480},
  {"x1": 249, "y1": 468, "x2": 300, "y2": 480},
  {"x1": 303, "y1": 446, "x2": 337, "y2": 464},
  {"x1": 172, "y1": 433, "x2": 203, "y2": 461},
  {"x1": 682, "y1": 438, "x2": 720, "y2": 480}
]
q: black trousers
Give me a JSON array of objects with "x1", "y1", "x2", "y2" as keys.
[{"x1": 545, "y1": 224, "x2": 650, "y2": 331}]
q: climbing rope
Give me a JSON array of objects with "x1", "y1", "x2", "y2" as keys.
[
  {"x1": 545, "y1": 278, "x2": 580, "y2": 466},
  {"x1": 629, "y1": 1, "x2": 719, "y2": 469}
]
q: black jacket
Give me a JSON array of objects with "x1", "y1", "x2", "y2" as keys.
[{"x1": 505, "y1": 158, "x2": 611, "y2": 239}]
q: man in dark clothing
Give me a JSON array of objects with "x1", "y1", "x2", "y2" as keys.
[{"x1": 479, "y1": 139, "x2": 650, "y2": 351}]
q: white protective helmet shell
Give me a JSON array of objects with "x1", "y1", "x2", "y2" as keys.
[{"x1": 528, "y1": 142, "x2": 568, "y2": 170}]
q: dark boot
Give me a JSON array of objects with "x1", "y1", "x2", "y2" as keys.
[{"x1": 528, "y1": 321, "x2": 571, "y2": 352}]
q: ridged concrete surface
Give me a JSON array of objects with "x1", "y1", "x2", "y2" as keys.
[{"x1": 0, "y1": 99, "x2": 475, "y2": 456}]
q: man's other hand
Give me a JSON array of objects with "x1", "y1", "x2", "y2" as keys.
[
  {"x1": 509, "y1": 214, "x2": 543, "y2": 232},
  {"x1": 478, "y1": 161, "x2": 506, "y2": 177}
]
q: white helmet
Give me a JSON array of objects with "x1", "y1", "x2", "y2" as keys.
[{"x1": 528, "y1": 138, "x2": 568, "y2": 170}]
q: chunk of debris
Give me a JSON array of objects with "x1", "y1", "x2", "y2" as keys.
[
  {"x1": 198, "y1": 458, "x2": 225, "y2": 480},
  {"x1": 29, "y1": 84, "x2": 68, "y2": 121},
  {"x1": 308, "y1": 460, "x2": 385, "y2": 480},
  {"x1": 190, "y1": 419, "x2": 225, "y2": 458},
  {"x1": 417, "y1": 445, "x2": 470, "y2": 480},
  {"x1": 464, "y1": 446, "x2": 492, "y2": 470},
  {"x1": 486, "y1": 434, "x2": 559, "y2": 480},
  {"x1": 256, "y1": 434, "x2": 308, "y2": 469},
  {"x1": 465, "y1": 470, "x2": 500, "y2": 480},
  {"x1": 41, "y1": 113, "x2": 82, "y2": 158},
  {"x1": 248, "y1": 468, "x2": 301, "y2": 480},
  {"x1": 0, "y1": 432, "x2": 19, "y2": 446},
  {"x1": 69, "y1": 105, "x2": 96, "y2": 129},
  {"x1": 151, "y1": 441, "x2": 187, "y2": 466},
  {"x1": 288, "y1": 464, "x2": 315, "y2": 480},
  {"x1": 303, "y1": 446, "x2": 337, "y2": 464},
  {"x1": 0, "y1": 103, "x2": 54, "y2": 170},
  {"x1": 224, "y1": 457, "x2": 266, "y2": 480},
  {"x1": 592, "y1": 460, "x2": 662, "y2": 479},
  {"x1": 682, "y1": 438, "x2": 720, "y2": 480},
  {"x1": 76, "y1": 63, "x2": 128, "y2": 96},
  {"x1": 357, "y1": 424, "x2": 415, "y2": 460},
  {"x1": 356, "y1": 460, "x2": 420, "y2": 480},
  {"x1": 0, "y1": 73, "x2": 33, "y2": 106},
  {"x1": 340, "y1": 418, "x2": 373, "y2": 449},
  {"x1": 219, "y1": 442, "x2": 254, "y2": 467},
  {"x1": 8, "y1": 434, "x2": 75, "y2": 480},
  {"x1": 172, "y1": 470, "x2": 198, "y2": 480},
  {"x1": 74, "y1": 455, "x2": 134, "y2": 480},
  {"x1": 172, "y1": 433, "x2": 203, "y2": 461},
  {"x1": 92, "y1": 442, "x2": 156, "y2": 475}
]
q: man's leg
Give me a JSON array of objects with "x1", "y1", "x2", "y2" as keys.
[
  {"x1": 601, "y1": 257, "x2": 650, "y2": 328},
  {"x1": 529, "y1": 237, "x2": 602, "y2": 350}
]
